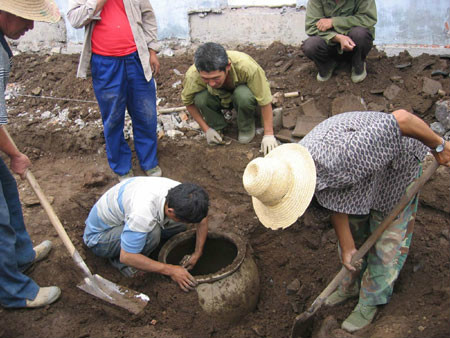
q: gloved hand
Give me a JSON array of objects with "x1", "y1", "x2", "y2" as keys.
[
  {"x1": 261, "y1": 135, "x2": 278, "y2": 155},
  {"x1": 205, "y1": 128, "x2": 223, "y2": 145}
]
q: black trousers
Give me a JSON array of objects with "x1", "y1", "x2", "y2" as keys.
[{"x1": 302, "y1": 26, "x2": 373, "y2": 76}]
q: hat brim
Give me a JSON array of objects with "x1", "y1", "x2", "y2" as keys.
[
  {"x1": 0, "y1": 0, "x2": 61, "y2": 23},
  {"x1": 251, "y1": 144, "x2": 316, "y2": 230}
]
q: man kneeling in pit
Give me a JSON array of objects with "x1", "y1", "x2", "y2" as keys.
[{"x1": 84, "y1": 177, "x2": 209, "y2": 292}]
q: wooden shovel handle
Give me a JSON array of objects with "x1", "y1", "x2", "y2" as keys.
[{"x1": 3, "y1": 128, "x2": 92, "y2": 277}]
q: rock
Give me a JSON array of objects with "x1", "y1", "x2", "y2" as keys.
[
  {"x1": 430, "y1": 122, "x2": 446, "y2": 135},
  {"x1": 286, "y1": 279, "x2": 301, "y2": 295},
  {"x1": 395, "y1": 62, "x2": 412, "y2": 69},
  {"x1": 31, "y1": 87, "x2": 42, "y2": 96},
  {"x1": 438, "y1": 89, "x2": 446, "y2": 97},
  {"x1": 292, "y1": 116, "x2": 327, "y2": 138},
  {"x1": 370, "y1": 88, "x2": 385, "y2": 95},
  {"x1": 273, "y1": 107, "x2": 283, "y2": 129},
  {"x1": 390, "y1": 75, "x2": 403, "y2": 83},
  {"x1": 435, "y1": 100, "x2": 450, "y2": 129},
  {"x1": 411, "y1": 97, "x2": 433, "y2": 114},
  {"x1": 275, "y1": 129, "x2": 293, "y2": 143},
  {"x1": 281, "y1": 59, "x2": 294, "y2": 72},
  {"x1": 274, "y1": 60, "x2": 284, "y2": 67},
  {"x1": 383, "y1": 84, "x2": 401, "y2": 100},
  {"x1": 282, "y1": 109, "x2": 298, "y2": 129},
  {"x1": 445, "y1": 130, "x2": 450, "y2": 140},
  {"x1": 420, "y1": 156, "x2": 450, "y2": 213},
  {"x1": 422, "y1": 77, "x2": 442, "y2": 95},
  {"x1": 50, "y1": 47, "x2": 61, "y2": 54},
  {"x1": 292, "y1": 62, "x2": 315, "y2": 75},
  {"x1": 252, "y1": 325, "x2": 265, "y2": 336},
  {"x1": 367, "y1": 102, "x2": 386, "y2": 112},
  {"x1": 441, "y1": 229, "x2": 450, "y2": 241},
  {"x1": 300, "y1": 98, "x2": 325, "y2": 117},
  {"x1": 83, "y1": 170, "x2": 109, "y2": 187},
  {"x1": 331, "y1": 94, "x2": 367, "y2": 115}
]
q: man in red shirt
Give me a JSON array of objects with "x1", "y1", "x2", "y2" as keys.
[{"x1": 68, "y1": 0, "x2": 162, "y2": 180}]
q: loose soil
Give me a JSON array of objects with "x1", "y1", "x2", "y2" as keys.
[{"x1": 0, "y1": 43, "x2": 449, "y2": 338}]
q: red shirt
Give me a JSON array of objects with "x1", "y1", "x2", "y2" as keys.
[{"x1": 91, "y1": 0, "x2": 137, "y2": 56}]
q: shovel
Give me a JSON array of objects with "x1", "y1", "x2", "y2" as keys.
[
  {"x1": 4, "y1": 128, "x2": 149, "y2": 314},
  {"x1": 291, "y1": 159, "x2": 440, "y2": 338}
]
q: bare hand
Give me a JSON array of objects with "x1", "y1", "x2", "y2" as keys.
[
  {"x1": 337, "y1": 34, "x2": 356, "y2": 52},
  {"x1": 316, "y1": 18, "x2": 333, "y2": 32},
  {"x1": 149, "y1": 50, "x2": 160, "y2": 76},
  {"x1": 10, "y1": 152, "x2": 31, "y2": 179},
  {"x1": 341, "y1": 247, "x2": 358, "y2": 272},
  {"x1": 183, "y1": 252, "x2": 201, "y2": 270},
  {"x1": 169, "y1": 265, "x2": 197, "y2": 292}
]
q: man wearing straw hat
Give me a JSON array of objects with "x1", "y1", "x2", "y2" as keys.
[
  {"x1": 243, "y1": 110, "x2": 450, "y2": 332},
  {"x1": 0, "y1": 0, "x2": 61, "y2": 308}
]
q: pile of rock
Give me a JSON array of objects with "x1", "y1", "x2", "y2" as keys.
[{"x1": 431, "y1": 100, "x2": 450, "y2": 140}]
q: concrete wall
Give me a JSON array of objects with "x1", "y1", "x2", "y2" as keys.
[{"x1": 14, "y1": 0, "x2": 450, "y2": 55}]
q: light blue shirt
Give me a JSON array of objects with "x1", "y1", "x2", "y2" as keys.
[{"x1": 84, "y1": 177, "x2": 180, "y2": 253}]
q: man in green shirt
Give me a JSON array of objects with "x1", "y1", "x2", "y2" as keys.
[
  {"x1": 302, "y1": 0, "x2": 377, "y2": 83},
  {"x1": 181, "y1": 42, "x2": 278, "y2": 155}
]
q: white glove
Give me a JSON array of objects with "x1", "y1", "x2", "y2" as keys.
[
  {"x1": 205, "y1": 128, "x2": 223, "y2": 145},
  {"x1": 261, "y1": 135, "x2": 278, "y2": 155}
]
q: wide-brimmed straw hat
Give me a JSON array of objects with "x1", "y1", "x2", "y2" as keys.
[
  {"x1": 243, "y1": 143, "x2": 316, "y2": 230},
  {"x1": 0, "y1": 0, "x2": 61, "y2": 23}
]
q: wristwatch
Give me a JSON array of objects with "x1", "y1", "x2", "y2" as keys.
[{"x1": 435, "y1": 138, "x2": 446, "y2": 153}]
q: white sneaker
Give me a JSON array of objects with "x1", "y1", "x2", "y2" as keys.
[
  {"x1": 25, "y1": 286, "x2": 61, "y2": 308},
  {"x1": 33, "y1": 240, "x2": 52, "y2": 263}
]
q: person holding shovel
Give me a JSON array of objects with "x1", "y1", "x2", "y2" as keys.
[
  {"x1": 243, "y1": 110, "x2": 450, "y2": 332},
  {"x1": 84, "y1": 177, "x2": 209, "y2": 292},
  {"x1": 181, "y1": 42, "x2": 278, "y2": 155},
  {"x1": 0, "y1": 0, "x2": 61, "y2": 308}
]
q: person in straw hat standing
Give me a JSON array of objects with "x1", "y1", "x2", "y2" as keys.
[
  {"x1": 243, "y1": 109, "x2": 450, "y2": 332},
  {"x1": 0, "y1": 0, "x2": 61, "y2": 308}
]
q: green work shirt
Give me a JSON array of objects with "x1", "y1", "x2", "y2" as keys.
[
  {"x1": 305, "y1": 0, "x2": 377, "y2": 45},
  {"x1": 181, "y1": 51, "x2": 272, "y2": 108}
]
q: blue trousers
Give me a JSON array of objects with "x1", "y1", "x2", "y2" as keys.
[
  {"x1": 0, "y1": 158, "x2": 39, "y2": 307},
  {"x1": 91, "y1": 52, "x2": 158, "y2": 176}
]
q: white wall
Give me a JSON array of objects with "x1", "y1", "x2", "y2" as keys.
[{"x1": 20, "y1": 0, "x2": 450, "y2": 53}]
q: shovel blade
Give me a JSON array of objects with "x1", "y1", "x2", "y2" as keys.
[
  {"x1": 77, "y1": 274, "x2": 149, "y2": 315},
  {"x1": 291, "y1": 311, "x2": 315, "y2": 338}
]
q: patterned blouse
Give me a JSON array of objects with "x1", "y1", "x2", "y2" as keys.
[{"x1": 299, "y1": 111, "x2": 429, "y2": 215}]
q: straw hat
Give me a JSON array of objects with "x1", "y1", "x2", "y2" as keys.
[
  {"x1": 243, "y1": 143, "x2": 316, "y2": 230},
  {"x1": 0, "y1": 0, "x2": 61, "y2": 23}
]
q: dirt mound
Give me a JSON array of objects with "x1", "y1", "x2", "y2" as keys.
[{"x1": 0, "y1": 43, "x2": 449, "y2": 338}]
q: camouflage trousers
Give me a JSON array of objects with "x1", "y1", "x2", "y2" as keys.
[{"x1": 341, "y1": 172, "x2": 421, "y2": 306}]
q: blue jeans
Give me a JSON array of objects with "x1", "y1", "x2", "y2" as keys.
[
  {"x1": 88, "y1": 218, "x2": 186, "y2": 276},
  {"x1": 91, "y1": 52, "x2": 158, "y2": 175},
  {"x1": 0, "y1": 158, "x2": 39, "y2": 307}
]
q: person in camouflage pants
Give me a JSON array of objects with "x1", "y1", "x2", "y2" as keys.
[
  {"x1": 344, "y1": 171, "x2": 420, "y2": 307},
  {"x1": 297, "y1": 110, "x2": 450, "y2": 332}
]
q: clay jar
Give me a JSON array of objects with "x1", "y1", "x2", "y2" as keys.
[{"x1": 158, "y1": 229, "x2": 260, "y2": 323}]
